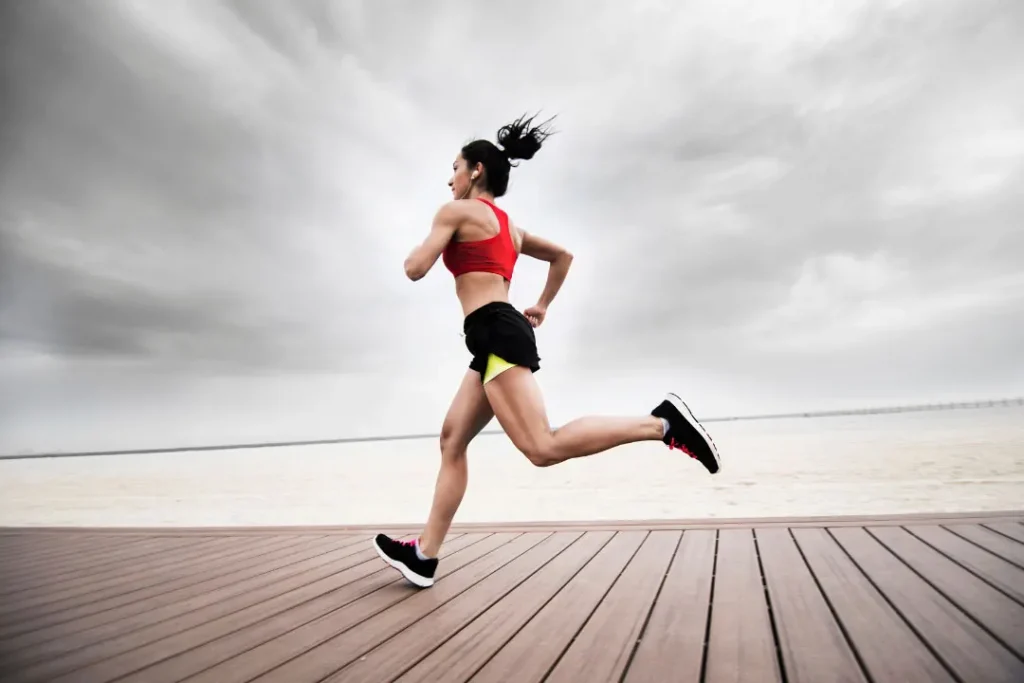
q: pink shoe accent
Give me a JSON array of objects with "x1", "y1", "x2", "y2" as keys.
[{"x1": 668, "y1": 437, "x2": 697, "y2": 460}]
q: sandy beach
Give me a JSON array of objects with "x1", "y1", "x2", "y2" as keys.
[{"x1": 2, "y1": 407, "x2": 1022, "y2": 528}]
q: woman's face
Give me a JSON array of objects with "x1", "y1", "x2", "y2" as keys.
[{"x1": 448, "y1": 154, "x2": 479, "y2": 199}]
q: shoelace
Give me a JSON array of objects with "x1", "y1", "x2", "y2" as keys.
[{"x1": 668, "y1": 437, "x2": 697, "y2": 460}]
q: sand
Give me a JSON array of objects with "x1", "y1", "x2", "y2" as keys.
[{"x1": 2, "y1": 407, "x2": 1022, "y2": 527}]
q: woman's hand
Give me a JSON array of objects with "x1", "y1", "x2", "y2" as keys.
[{"x1": 523, "y1": 304, "x2": 547, "y2": 327}]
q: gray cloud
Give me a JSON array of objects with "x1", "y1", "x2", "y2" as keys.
[
  {"x1": 1, "y1": 0, "x2": 1023, "y2": 451},
  {"x1": 556, "y1": 0, "x2": 1024, "y2": 367},
  {"x1": 1, "y1": 0, "x2": 418, "y2": 373}
]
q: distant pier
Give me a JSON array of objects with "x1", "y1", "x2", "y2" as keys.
[{"x1": 703, "y1": 396, "x2": 1024, "y2": 423}]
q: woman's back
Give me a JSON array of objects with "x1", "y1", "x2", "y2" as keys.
[{"x1": 443, "y1": 198, "x2": 524, "y2": 317}]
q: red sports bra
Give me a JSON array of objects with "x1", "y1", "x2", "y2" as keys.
[{"x1": 442, "y1": 198, "x2": 518, "y2": 281}]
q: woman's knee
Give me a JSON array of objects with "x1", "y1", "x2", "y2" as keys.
[
  {"x1": 525, "y1": 451, "x2": 556, "y2": 467},
  {"x1": 439, "y1": 421, "x2": 470, "y2": 458},
  {"x1": 518, "y1": 436, "x2": 557, "y2": 467}
]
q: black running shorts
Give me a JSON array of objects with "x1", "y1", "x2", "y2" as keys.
[{"x1": 463, "y1": 301, "x2": 541, "y2": 382}]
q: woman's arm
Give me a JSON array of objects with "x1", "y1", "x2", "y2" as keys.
[
  {"x1": 520, "y1": 229, "x2": 573, "y2": 311},
  {"x1": 404, "y1": 202, "x2": 460, "y2": 281}
]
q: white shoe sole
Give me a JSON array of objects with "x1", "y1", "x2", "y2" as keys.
[
  {"x1": 666, "y1": 392, "x2": 722, "y2": 473},
  {"x1": 372, "y1": 538, "x2": 434, "y2": 588}
]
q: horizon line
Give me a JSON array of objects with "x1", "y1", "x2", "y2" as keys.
[{"x1": 2, "y1": 396, "x2": 1021, "y2": 461}]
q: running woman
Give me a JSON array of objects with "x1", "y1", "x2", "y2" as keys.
[{"x1": 373, "y1": 114, "x2": 721, "y2": 587}]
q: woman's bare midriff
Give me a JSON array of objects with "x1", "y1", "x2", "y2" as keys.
[{"x1": 454, "y1": 271, "x2": 512, "y2": 317}]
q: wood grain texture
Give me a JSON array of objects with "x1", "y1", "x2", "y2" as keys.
[{"x1": 1, "y1": 513, "x2": 1021, "y2": 683}]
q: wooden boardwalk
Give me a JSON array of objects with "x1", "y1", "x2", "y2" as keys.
[{"x1": 1, "y1": 512, "x2": 1023, "y2": 682}]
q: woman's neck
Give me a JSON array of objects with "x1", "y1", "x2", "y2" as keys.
[{"x1": 467, "y1": 187, "x2": 495, "y2": 202}]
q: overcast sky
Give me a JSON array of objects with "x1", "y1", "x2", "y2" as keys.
[{"x1": 2, "y1": 0, "x2": 1023, "y2": 453}]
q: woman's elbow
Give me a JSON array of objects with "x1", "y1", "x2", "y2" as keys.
[{"x1": 404, "y1": 259, "x2": 424, "y2": 281}]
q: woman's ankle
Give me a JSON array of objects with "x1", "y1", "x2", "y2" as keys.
[{"x1": 417, "y1": 535, "x2": 440, "y2": 558}]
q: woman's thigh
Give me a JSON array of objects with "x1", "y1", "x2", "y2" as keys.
[{"x1": 482, "y1": 365, "x2": 551, "y2": 457}]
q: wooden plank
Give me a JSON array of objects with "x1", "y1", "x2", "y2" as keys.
[
  {"x1": 792, "y1": 528, "x2": 954, "y2": 682},
  {"x1": 754, "y1": 528, "x2": 866, "y2": 682},
  {"x1": 949, "y1": 524, "x2": 1024, "y2": 568},
  {"x1": 0, "y1": 535, "x2": 139, "y2": 573},
  {"x1": 468, "y1": 531, "x2": 648, "y2": 683},
  {"x1": 0, "y1": 527, "x2": 346, "y2": 537},
  {"x1": 183, "y1": 532, "x2": 524, "y2": 683},
  {"x1": 831, "y1": 527, "x2": 1024, "y2": 682},
  {"x1": 2, "y1": 517, "x2": 1023, "y2": 683},
  {"x1": 0, "y1": 535, "x2": 265, "y2": 624},
  {"x1": 545, "y1": 530, "x2": 680, "y2": 683},
  {"x1": 623, "y1": 529, "x2": 716, "y2": 683},
  {"x1": 395, "y1": 532, "x2": 614, "y2": 683},
  {"x1": 0, "y1": 540, "x2": 235, "y2": 593},
  {"x1": 5, "y1": 535, "x2": 354, "y2": 681},
  {"x1": 0, "y1": 533, "x2": 144, "y2": 560},
  {"x1": 0, "y1": 531, "x2": 79, "y2": 544},
  {"x1": 703, "y1": 529, "x2": 783, "y2": 683},
  {"x1": 0, "y1": 535, "x2": 208, "y2": 581},
  {"x1": 907, "y1": 525, "x2": 1024, "y2": 602},
  {"x1": 30, "y1": 537, "x2": 442, "y2": 683},
  {"x1": 0, "y1": 536, "x2": 302, "y2": 639},
  {"x1": 869, "y1": 526, "x2": 1024, "y2": 658},
  {"x1": 985, "y1": 522, "x2": 1024, "y2": 544},
  {"x1": 0, "y1": 535, "x2": 327, "y2": 656},
  {"x1": 0, "y1": 535, "x2": 94, "y2": 555},
  {"x1": 3, "y1": 535, "x2": 276, "y2": 598},
  {"x1": 1, "y1": 539, "x2": 247, "y2": 641},
  {"x1": 327, "y1": 531, "x2": 594, "y2": 683},
  {"x1": 0, "y1": 536, "x2": 271, "y2": 612},
  {"x1": 245, "y1": 532, "x2": 552, "y2": 683},
  {"x1": 0, "y1": 536, "x2": 212, "y2": 596},
  {"x1": 113, "y1": 534, "x2": 486, "y2": 683},
  {"x1": 49, "y1": 534, "x2": 475, "y2": 683}
]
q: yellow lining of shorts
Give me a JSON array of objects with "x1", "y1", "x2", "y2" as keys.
[{"x1": 482, "y1": 353, "x2": 516, "y2": 384}]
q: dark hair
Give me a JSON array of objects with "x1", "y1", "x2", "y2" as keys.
[{"x1": 461, "y1": 113, "x2": 555, "y2": 197}]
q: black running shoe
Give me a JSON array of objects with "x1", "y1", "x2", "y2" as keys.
[
  {"x1": 652, "y1": 393, "x2": 722, "y2": 474},
  {"x1": 372, "y1": 534, "x2": 437, "y2": 588}
]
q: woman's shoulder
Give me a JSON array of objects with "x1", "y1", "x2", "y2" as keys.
[
  {"x1": 430, "y1": 200, "x2": 470, "y2": 231},
  {"x1": 437, "y1": 198, "x2": 502, "y2": 223},
  {"x1": 436, "y1": 198, "x2": 481, "y2": 218}
]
